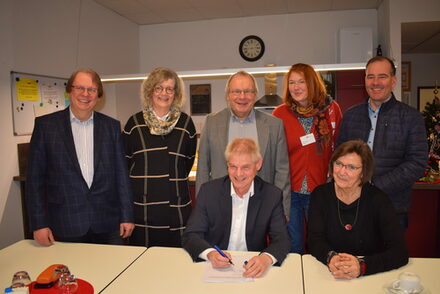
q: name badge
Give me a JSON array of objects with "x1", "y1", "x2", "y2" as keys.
[{"x1": 300, "y1": 133, "x2": 316, "y2": 146}]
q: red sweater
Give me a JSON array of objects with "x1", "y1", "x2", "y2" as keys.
[{"x1": 272, "y1": 102, "x2": 342, "y2": 192}]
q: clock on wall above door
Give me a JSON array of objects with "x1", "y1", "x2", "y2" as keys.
[{"x1": 239, "y1": 35, "x2": 265, "y2": 62}]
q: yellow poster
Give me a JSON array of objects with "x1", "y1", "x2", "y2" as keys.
[{"x1": 16, "y1": 77, "x2": 39, "y2": 101}]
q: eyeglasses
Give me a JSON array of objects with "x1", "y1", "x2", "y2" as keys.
[
  {"x1": 334, "y1": 160, "x2": 362, "y2": 172},
  {"x1": 229, "y1": 89, "x2": 256, "y2": 97},
  {"x1": 288, "y1": 79, "x2": 306, "y2": 86},
  {"x1": 72, "y1": 85, "x2": 98, "y2": 94},
  {"x1": 154, "y1": 86, "x2": 175, "y2": 94}
]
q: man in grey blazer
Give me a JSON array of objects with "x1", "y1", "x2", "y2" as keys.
[
  {"x1": 26, "y1": 69, "x2": 134, "y2": 246},
  {"x1": 183, "y1": 138, "x2": 290, "y2": 278},
  {"x1": 196, "y1": 71, "x2": 290, "y2": 217}
]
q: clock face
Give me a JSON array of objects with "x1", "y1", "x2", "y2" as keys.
[{"x1": 239, "y1": 35, "x2": 265, "y2": 62}]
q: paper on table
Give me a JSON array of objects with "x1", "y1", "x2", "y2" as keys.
[{"x1": 203, "y1": 255, "x2": 254, "y2": 283}]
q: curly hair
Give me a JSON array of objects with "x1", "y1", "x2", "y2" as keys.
[{"x1": 141, "y1": 67, "x2": 185, "y2": 109}]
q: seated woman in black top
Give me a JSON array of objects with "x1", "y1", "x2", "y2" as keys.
[{"x1": 308, "y1": 140, "x2": 408, "y2": 279}]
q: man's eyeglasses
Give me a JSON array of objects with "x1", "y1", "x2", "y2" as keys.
[
  {"x1": 72, "y1": 85, "x2": 98, "y2": 94},
  {"x1": 154, "y1": 86, "x2": 175, "y2": 94},
  {"x1": 229, "y1": 89, "x2": 256, "y2": 97},
  {"x1": 334, "y1": 160, "x2": 362, "y2": 172}
]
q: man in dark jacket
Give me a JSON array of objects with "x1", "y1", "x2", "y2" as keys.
[
  {"x1": 337, "y1": 56, "x2": 427, "y2": 228},
  {"x1": 26, "y1": 69, "x2": 134, "y2": 246},
  {"x1": 182, "y1": 138, "x2": 290, "y2": 278}
]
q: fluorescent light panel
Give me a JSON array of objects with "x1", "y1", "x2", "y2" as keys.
[{"x1": 101, "y1": 63, "x2": 366, "y2": 82}]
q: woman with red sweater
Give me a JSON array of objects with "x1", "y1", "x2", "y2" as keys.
[{"x1": 273, "y1": 63, "x2": 342, "y2": 253}]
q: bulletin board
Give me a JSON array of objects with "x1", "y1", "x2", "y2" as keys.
[
  {"x1": 190, "y1": 84, "x2": 211, "y2": 115},
  {"x1": 11, "y1": 71, "x2": 69, "y2": 135}
]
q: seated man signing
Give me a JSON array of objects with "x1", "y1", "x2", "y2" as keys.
[{"x1": 182, "y1": 138, "x2": 290, "y2": 278}]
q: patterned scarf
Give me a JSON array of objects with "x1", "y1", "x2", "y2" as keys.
[
  {"x1": 143, "y1": 106, "x2": 181, "y2": 135},
  {"x1": 291, "y1": 96, "x2": 333, "y2": 153}
]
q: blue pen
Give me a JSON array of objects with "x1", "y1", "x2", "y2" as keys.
[{"x1": 213, "y1": 245, "x2": 234, "y2": 265}]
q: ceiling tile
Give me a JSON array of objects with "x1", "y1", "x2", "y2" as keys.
[
  {"x1": 160, "y1": 8, "x2": 210, "y2": 23},
  {"x1": 95, "y1": 0, "x2": 380, "y2": 24},
  {"x1": 137, "y1": 0, "x2": 193, "y2": 11},
  {"x1": 124, "y1": 12, "x2": 167, "y2": 25},
  {"x1": 287, "y1": 0, "x2": 332, "y2": 14},
  {"x1": 413, "y1": 33, "x2": 440, "y2": 53},
  {"x1": 402, "y1": 21, "x2": 440, "y2": 53},
  {"x1": 238, "y1": 0, "x2": 288, "y2": 16},
  {"x1": 95, "y1": 0, "x2": 149, "y2": 15},
  {"x1": 331, "y1": 0, "x2": 379, "y2": 10}
]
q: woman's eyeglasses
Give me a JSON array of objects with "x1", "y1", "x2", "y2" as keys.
[
  {"x1": 334, "y1": 160, "x2": 362, "y2": 171},
  {"x1": 154, "y1": 86, "x2": 175, "y2": 94}
]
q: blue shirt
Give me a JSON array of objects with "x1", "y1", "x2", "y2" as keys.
[
  {"x1": 367, "y1": 95, "x2": 392, "y2": 150},
  {"x1": 228, "y1": 108, "x2": 258, "y2": 144}
]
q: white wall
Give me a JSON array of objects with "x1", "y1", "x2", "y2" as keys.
[
  {"x1": 0, "y1": 0, "x2": 139, "y2": 249},
  {"x1": 140, "y1": 10, "x2": 378, "y2": 72},
  {"x1": 0, "y1": 0, "x2": 26, "y2": 251},
  {"x1": 138, "y1": 9, "x2": 378, "y2": 131},
  {"x1": 402, "y1": 53, "x2": 440, "y2": 107}
]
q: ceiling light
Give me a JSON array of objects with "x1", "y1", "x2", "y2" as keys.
[{"x1": 101, "y1": 63, "x2": 366, "y2": 82}]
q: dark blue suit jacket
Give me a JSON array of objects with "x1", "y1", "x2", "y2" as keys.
[
  {"x1": 182, "y1": 176, "x2": 290, "y2": 264},
  {"x1": 25, "y1": 107, "x2": 134, "y2": 238}
]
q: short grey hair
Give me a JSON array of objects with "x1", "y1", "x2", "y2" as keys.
[
  {"x1": 224, "y1": 138, "x2": 261, "y2": 163},
  {"x1": 224, "y1": 71, "x2": 259, "y2": 97}
]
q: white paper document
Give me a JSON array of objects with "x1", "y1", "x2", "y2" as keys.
[{"x1": 203, "y1": 255, "x2": 254, "y2": 283}]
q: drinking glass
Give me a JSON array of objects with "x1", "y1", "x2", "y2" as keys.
[
  {"x1": 58, "y1": 273, "x2": 78, "y2": 293},
  {"x1": 11, "y1": 271, "x2": 31, "y2": 288}
]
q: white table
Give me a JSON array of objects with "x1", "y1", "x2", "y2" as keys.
[
  {"x1": 0, "y1": 240, "x2": 147, "y2": 293},
  {"x1": 302, "y1": 254, "x2": 440, "y2": 294},
  {"x1": 102, "y1": 247, "x2": 304, "y2": 294}
]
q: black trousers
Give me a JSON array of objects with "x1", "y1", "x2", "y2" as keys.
[{"x1": 56, "y1": 228, "x2": 123, "y2": 245}]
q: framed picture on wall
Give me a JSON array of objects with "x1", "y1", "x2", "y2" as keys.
[
  {"x1": 401, "y1": 61, "x2": 411, "y2": 92},
  {"x1": 418, "y1": 86, "x2": 438, "y2": 111},
  {"x1": 190, "y1": 84, "x2": 211, "y2": 115}
]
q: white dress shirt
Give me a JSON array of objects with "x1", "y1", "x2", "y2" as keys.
[
  {"x1": 199, "y1": 181, "x2": 276, "y2": 264},
  {"x1": 227, "y1": 182, "x2": 253, "y2": 251},
  {"x1": 70, "y1": 109, "x2": 94, "y2": 188}
]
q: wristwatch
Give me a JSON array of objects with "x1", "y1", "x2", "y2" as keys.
[
  {"x1": 357, "y1": 257, "x2": 366, "y2": 276},
  {"x1": 326, "y1": 250, "x2": 338, "y2": 265}
]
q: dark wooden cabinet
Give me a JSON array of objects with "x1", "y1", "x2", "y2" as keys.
[
  {"x1": 407, "y1": 185, "x2": 440, "y2": 257},
  {"x1": 334, "y1": 70, "x2": 368, "y2": 113}
]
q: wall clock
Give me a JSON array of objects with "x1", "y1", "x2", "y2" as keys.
[{"x1": 239, "y1": 35, "x2": 265, "y2": 62}]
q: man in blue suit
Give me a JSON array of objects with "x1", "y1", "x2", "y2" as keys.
[{"x1": 26, "y1": 69, "x2": 134, "y2": 246}]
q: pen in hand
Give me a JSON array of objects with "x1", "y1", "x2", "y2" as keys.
[{"x1": 213, "y1": 245, "x2": 234, "y2": 265}]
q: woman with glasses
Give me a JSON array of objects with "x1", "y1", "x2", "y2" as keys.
[
  {"x1": 123, "y1": 67, "x2": 197, "y2": 247},
  {"x1": 272, "y1": 63, "x2": 342, "y2": 253},
  {"x1": 308, "y1": 140, "x2": 408, "y2": 278}
]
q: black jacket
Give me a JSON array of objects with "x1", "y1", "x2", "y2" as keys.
[
  {"x1": 308, "y1": 182, "x2": 409, "y2": 275},
  {"x1": 182, "y1": 176, "x2": 290, "y2": 264},
  {"x1": 337, "y1": 94, "x2": 428, "y2": 213}
]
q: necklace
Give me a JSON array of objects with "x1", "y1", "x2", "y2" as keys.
[{"x1": 337, "y1": 196, "x2": 361, "y2": 231}]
